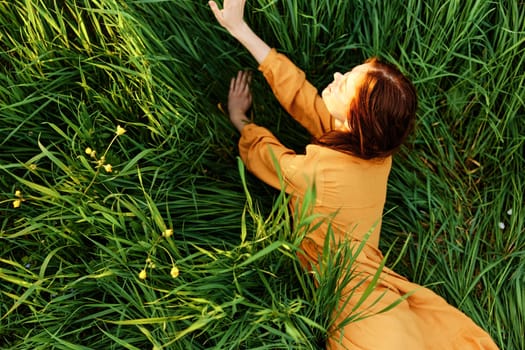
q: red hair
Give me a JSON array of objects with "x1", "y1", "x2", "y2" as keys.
[{"x1": 315, "y1": 58, "x2": 417, "y2": 159}]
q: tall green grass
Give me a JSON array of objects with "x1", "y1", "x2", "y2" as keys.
[{"x1": 1, "y1": 0, "x2": 523, "y2": 349}]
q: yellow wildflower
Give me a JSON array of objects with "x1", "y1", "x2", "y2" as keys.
[
  {"x1": 170, "y1": 266, "x2": 179, "y2": 279},
  {"x1": 85, "y1": 147, "x2": 97, "y2": 158},
  {"x1": 103, "y1": 164, "x2": 113, "y2": 173},
  {"x1": 15, "y1": 190, "x2": 22, "y2": 197},
  {"x1": 97, "y1": 157, "x2": 105, "y2": 167},
  {"x1": 116, "y1": 125, "x2": 126, "y2": 136},
  {"x1": 162, "y1": 229, "x2": 173, "y2": 238},
  {"x1": 139, "y1": 269, "x2": 147, "y2": 280},
  {"x1": 13, "y1": 199, "x2": 22, "y2": 208}
]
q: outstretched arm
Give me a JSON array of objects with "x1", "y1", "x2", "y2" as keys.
[
  {"x1": 210, "y1": 0, "x2": 333, "y2": 137},
  {"x1": 209, "y1": 0, "x2": 271, "y2": 64}
]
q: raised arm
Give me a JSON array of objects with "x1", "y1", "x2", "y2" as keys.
[
  {"x1": 258, "y1": 50, "x2": 333, "y2": 138},
  {"x1": 209, "y1": 0, "x2": 271, "y2": 64},
  {"x1": 209, "y1": 0, "x2": 333, "y2": 137}
]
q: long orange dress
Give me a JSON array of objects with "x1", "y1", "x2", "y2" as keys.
[{"x1": 238, "y1": 49, "x2": 499, "y2": 350}]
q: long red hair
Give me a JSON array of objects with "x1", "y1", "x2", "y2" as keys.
[{"x1": 315, "y1": 58, "x2": 417, "y2": 159}]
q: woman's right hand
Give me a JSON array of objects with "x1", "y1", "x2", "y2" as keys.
[
  {"x1": 209, "y1": 0, "x2": 248, "y2": 36},
  {"x1": 228, "y1": 70, "x2": 253, "y2": 132}
]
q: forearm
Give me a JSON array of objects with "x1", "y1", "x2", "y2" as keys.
[
  {"x1": 208, "y1": 1, "x2": 270, "y2": 64},
  {"x1": 258, "y1": 50, "x2": 334, "y2": 137},
  {"x1": 230, "y1": 22, "x2": 271, "y2": 64},
  {"x1": 239, "y1": 123, "x2": 296, "y2": 192}
]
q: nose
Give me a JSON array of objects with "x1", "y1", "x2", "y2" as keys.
[{"x1": 333, "y1": 72, "x2": 344, "y2": 81}]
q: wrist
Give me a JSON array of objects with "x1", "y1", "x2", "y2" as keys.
[
  {"x1": 231, "y1": 113, "x2": 251, "y2": 132},
  {"x1": 229, "y1": 21, "x2": 251, "y2": 40}
]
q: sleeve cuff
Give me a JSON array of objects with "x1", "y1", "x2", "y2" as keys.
[
  {"x1": 239, "y1": 122, "x2": 260, "y2": 138},
  {"x1": 258, "y1": 48, "x2": 279, "y2": 74}
]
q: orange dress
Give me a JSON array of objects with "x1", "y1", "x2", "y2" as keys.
[{"x1": 238, "y1": 49, "x2": 499, "y2": 350}]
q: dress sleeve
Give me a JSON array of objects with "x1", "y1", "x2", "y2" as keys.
[
  {"x1": 238, "y1": 123, "x2": 300, "y2": 193},
  {"x1": 258, "y1": 49, "x2": 334, "y2": 139}
]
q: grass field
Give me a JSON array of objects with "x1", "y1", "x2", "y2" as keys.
[{"x1": 1, "y1": 0, "x2": 523, "y2": 349}]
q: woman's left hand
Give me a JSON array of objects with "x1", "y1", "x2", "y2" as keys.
[{"x1": 228, "y1": 70, "x2": 252, "y2": 132}]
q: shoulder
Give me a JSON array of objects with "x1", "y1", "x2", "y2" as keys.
[{"x1": 305, "y1": 145, "x2": 392, "y2": 176}]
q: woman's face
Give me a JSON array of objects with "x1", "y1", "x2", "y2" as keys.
[{"x1": 322, "y1": 63, "x2": 370, "y2": 126}]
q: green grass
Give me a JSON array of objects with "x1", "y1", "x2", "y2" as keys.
[{"x1": 1, "y1": 0, "x2": 523, "y2": 349}]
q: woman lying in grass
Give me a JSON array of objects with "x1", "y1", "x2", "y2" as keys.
[{"x1": 209, "y1": 0, "x2": 499, "y2": 349}]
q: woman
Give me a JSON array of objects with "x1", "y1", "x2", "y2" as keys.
[{"x1": 209, "y1": 1, "x2": 499, "y2": 349}]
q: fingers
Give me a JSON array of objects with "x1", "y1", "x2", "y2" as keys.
[
  {"x1": 235, "y1": 70, "x2": 248, "y2": 93},
  {"x1": 229, "y1": 70, "x2": 252, "y2": 96},
  {"x1": 227, "y1": 70, "x2": 253, "y2": 127},
  {"x1": 223, "y1": 0, "x2": 247, "y2": 12},
  {"x1": 208, "y1": 1, "x2": 222, "y2": 23},
  {"x1": 208, "y1": 1, "x2": 218, "y2": 12},
  {"x1": 209, "y1": 0, "x2": 246, "y2": 33}
]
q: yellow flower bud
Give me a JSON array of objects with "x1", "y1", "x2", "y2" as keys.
[
  {"x1": 14, "y1": 190, "x2": 22, "y2": 197},
  {"x1": 13, "y1": 199, "x2": 22, "y2": 208},
  {"x1": 103, "y1": 164, "x2": 113, "y2": 173},
  {"x1": 139, "y1": 269, "x2": 147, "y2": 280},
  {"x1": 116, "y1": 125, "x2": 126, "y2": 136},
  {"x1": 170, "y1": 266, "x2": 179, "y2": 279},
  {"x1": 162, "y1": 229, "x2": 173, "y2": 238},
  {"x1": 86, "y1": 147, "x2": 97, "y2": 159}
]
